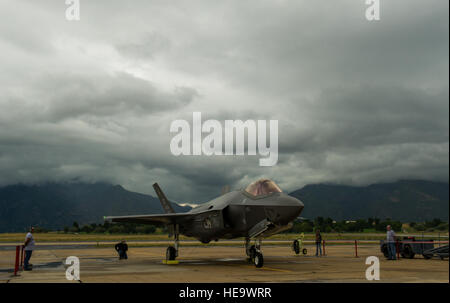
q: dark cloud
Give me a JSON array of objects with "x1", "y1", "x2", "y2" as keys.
[
  {"x1": 39, "y1": 72, "x2": 197, "y2": 121},
  {"x1": 0, "y1": 0, "x2": 448, "y2": 202},
  {"x1": 279, "y1": 84, "x2": 449, "y2": 154}
]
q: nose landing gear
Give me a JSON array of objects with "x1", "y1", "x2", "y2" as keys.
[
  {"x1": 253, "y1": 251, "x2": 264, "y2": 268},
  {"x1": 245, "y1": 237, "x2": 264, "y2": 268}
]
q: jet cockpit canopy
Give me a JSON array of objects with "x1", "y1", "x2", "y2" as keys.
[{"x1": 245, "y1": 179, "x2": 282, "y2": 196}]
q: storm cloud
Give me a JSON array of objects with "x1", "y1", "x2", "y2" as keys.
[{"x1": 0, "y1": 0, "x2": 448, "y2": 203}]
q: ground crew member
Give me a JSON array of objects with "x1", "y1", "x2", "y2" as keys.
[{"x1": 115, "y1": 240, "x2": 128, "y2": 260}]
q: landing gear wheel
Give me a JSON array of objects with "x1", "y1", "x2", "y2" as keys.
[
  {"x1": 302, "y1": 248, "x2": 307, "y2": 255},
  {"x1": 247, "y1": 245, "x2": 257, "y2": 263},
  {"x1": 254, "y1": 252, "x2": 264, "y2": 268},
  {"x1": 166, "y1": 246, "x2": 177, "y2": 261},
  {"x1": 293, "y1": 240, "x2": 300, "y2": 254},
  {"x1": 249, "y1": 245, "x2": 257, "y2": 259}
]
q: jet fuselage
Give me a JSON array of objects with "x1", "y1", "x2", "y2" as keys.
[{"x1": 179, "y1": 190, "x2": 304, "y2": 243}]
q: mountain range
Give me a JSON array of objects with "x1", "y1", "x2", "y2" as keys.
[
  {"x1": 0, "y1": 182, "x2": 190, "y2": 233},
  {"x1": 289, "y1": 180, "x2": 448, "y2": 222},
  {"x1": 0, "y1": 180, "x2": 448, "y2": 232}
]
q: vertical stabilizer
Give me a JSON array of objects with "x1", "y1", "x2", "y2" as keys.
[{"x1": 153, "y1": 183, "x2": 175, "y2": 213}]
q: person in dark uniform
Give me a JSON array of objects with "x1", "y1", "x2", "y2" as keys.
[{"x1": 115, "y1": 240, "x2": 128, "y2": 260}]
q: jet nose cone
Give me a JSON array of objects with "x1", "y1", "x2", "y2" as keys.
[
  {"x1": 276, "y1": 194, "x2": 304, "y2": 224},
  {"x1": 283, "y1": 195, "x2": 304, "y2": 209},
  {"x1": 294, "y1": 197, "x2": 304, "y2": 208},
  {"x1": 292, "y1": 197, "x2": 304, "y2": 213}
]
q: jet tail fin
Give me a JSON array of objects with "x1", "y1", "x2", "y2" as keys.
[{"x1": 153, "y1": 183, "x2": 175, "y2": 214}]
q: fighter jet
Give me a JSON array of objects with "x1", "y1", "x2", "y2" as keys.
[{"x1": 104, "y1": 179, "x2": 304, "y2": 267}]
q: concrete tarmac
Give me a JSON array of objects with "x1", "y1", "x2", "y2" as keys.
[{"x1": 0, "y1": 244, "x2": 448, "y2": 283}]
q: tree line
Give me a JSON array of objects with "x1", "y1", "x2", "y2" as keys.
[
  {"x1": 61, "y1": 221, "x2": 158, "y2": 234},
  {"x1": 289, "y1": 217, "x2": 448, "y2": 233}
]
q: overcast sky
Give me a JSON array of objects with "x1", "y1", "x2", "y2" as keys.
[{"x1": 0, "y1": 0, "x2": 448, "y2": 203}]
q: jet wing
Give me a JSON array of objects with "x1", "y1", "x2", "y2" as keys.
[{"x1": 104, "y1": 212, "x2": 195, "y2": 225}]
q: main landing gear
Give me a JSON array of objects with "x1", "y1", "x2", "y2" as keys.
[
  {"x1": 166, "y1": 224, "x2": 179, "y2": 261},
  {"x1": 245, "y1": 237, "x2": 264, "y2": 268}
]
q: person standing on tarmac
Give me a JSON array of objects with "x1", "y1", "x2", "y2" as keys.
[
  {"x1": 315, "y1": 229, "x2": 322, "y2": 257},
  {"x1": 23, "y1": 226, "x2": 36, "y2": 270},
  {"x1": 386, "y1": 225, "x2": 397, "y2": 260}
]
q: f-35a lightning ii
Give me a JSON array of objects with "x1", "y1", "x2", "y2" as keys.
[{"x1": 104, "y1": 179, "x2": 304, "y2": 267}]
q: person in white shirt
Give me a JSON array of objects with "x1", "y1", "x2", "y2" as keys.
[
  {"x1": 23, "y1": 227, "x2": 35, "y2": 270},
  {"x1": 386, "y1": 225, "x2": 397, "y2": 260}
]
